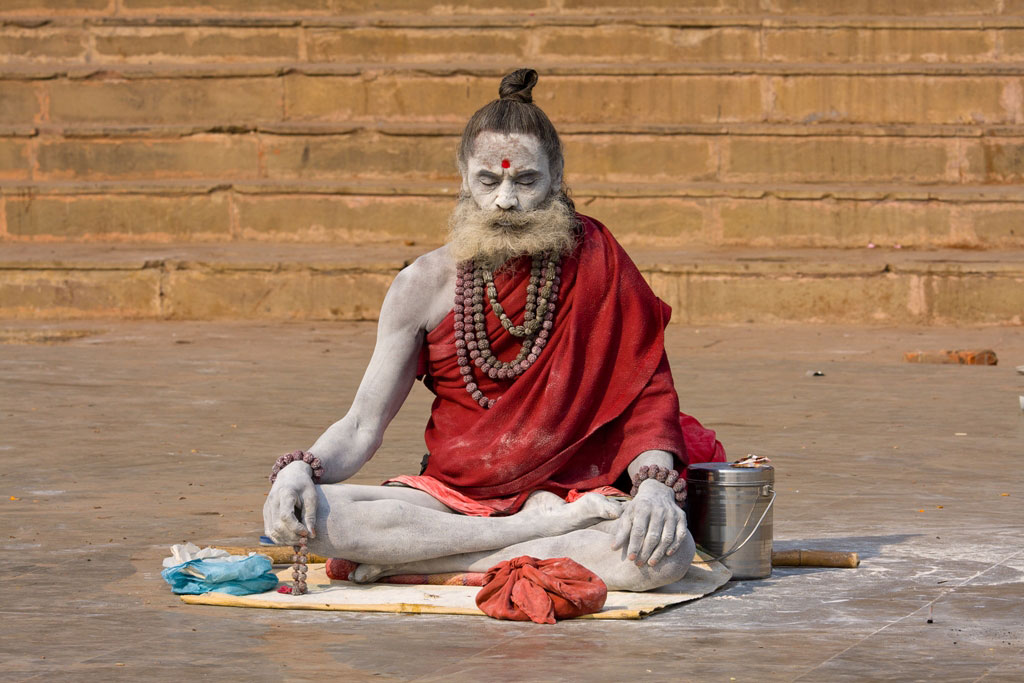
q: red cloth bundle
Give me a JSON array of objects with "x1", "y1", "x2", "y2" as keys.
[{"x1": 475, "y1": 556, "x2": 607, "y2": 624}]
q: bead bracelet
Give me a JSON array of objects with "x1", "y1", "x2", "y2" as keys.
[{"x1": 269, "y1": 450, "x2": 324, "y2": 485}]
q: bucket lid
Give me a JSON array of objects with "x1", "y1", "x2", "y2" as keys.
[{"x1": 686, "y1": 462, "x2": 774, "y2": 486}]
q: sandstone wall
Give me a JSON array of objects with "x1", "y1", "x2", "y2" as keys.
[
  {"x1": 2, "y1": 2, "x2": 1023, "y2": 323},
  {"x1": 3, "y1": 1, "x2": 1024, "y2": 249}
]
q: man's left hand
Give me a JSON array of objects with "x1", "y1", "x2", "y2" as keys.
[{"x1": 611, "y1": 478, "x2": 687, "y2": 567}]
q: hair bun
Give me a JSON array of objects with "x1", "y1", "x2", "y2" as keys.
[{"x1": 498, "y1": 68, "x2": 538, "y2": 104}]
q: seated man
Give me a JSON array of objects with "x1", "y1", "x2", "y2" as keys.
[{"x1": 263, "y1": 68, "x2": 725, "y2": 591}]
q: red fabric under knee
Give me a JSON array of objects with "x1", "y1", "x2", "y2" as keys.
[{"x1": 325, "y1": 557, "x2": 357, "y2": 580}]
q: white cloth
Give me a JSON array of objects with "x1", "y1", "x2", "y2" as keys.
[{"x1": 162, "y1": 542, "x2": 232, "y2": 568}]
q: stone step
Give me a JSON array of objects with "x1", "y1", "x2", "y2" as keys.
[
  {"x1": 5, "y1": 7, "x2": 1024, "y2": 256},
  {"x1": 8, "y1": 62, "x2": 1024, "y2": 77},
  {"x1": 4, "y1": 64, "x2": 1024, "y2": 130},
  {"x1": 0, "y1": 179, "x2": 1019, "y2": 248},
  {"x1": 5, "y1": 18, "x2": 1024, "y2": 67},
  {"x1": 2, "y1": 180, "x2": 1022, "y2": 249},
  {"x1": 4, "y1": 0, "x2": 1023, "y2": 19},
  {"x1": 3, "y1": 126, "x2": 1023, "y2": 187},
  {"x1": 2, "y1": 242, "x2": 1021, "y2": 325}
]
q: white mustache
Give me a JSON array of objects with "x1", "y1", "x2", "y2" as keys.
[{"x1": 446, "y1": 196, "x2": 577, "y2": 270}]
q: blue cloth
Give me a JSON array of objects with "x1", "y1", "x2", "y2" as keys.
[{"x1": 162, "y1": 554, "x2": 278, "y2": 596}]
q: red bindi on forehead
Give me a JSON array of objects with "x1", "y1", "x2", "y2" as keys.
[{"x1": 501, "y1": 159, "x2": 511, "y2": 169}]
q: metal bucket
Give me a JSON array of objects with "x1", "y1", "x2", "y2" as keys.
[{"x1": 685, "y1": 462, "x2": 775, "y2": 580}]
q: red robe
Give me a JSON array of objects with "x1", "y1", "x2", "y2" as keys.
[{"x1": 391, "y1": 215, "x2": 725, "y2": 515}]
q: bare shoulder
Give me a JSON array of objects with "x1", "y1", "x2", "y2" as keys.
[
  {"x1": 404, "y1": 245, "x2": 456, "y2": 288},
  {"x1": 381, "y1": 245, "x2": 456, "y2": 334}
]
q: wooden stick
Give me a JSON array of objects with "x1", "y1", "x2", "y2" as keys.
[
  {"x1": 772, "y1": 549, "x2": 860, "y2": 568},
  {"x1": 902, "y1": 349, "x2": 997, "y2": 365},
  {"x1": 217, "y1": 545, "x2": 860, "y2": 569},
  {"x1": 213, "y1": 545, "x2": 330, "y2": 565}
]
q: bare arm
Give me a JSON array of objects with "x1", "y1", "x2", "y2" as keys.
[
  {"x1": 307, "y1": 261, "x2": 445, "y2": 482},
  {"x1": 263, "y1": 248, "x2": 454, "y2": 543}
]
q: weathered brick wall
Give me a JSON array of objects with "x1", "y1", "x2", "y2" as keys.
[{"x1": 2, "y1": 0, "x2": 1024, "y2": 248}]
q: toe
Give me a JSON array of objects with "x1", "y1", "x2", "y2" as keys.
[{"x1": 351, "y1": 564, "x2": 386, "y2": 583}]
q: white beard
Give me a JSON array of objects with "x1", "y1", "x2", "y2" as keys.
[{"x1": 446, "y1": 196, "x2": 577, "y2": 271}]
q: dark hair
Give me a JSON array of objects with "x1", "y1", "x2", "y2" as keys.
[{"x1": 457, "y1": 68, "x2": 565, "y2": 182}]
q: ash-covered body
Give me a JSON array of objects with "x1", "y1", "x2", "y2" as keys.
[{"x1": 262, "y1": 69, "x2": 725, "y2": 591}]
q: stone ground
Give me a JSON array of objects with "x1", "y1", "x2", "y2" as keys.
[{"x1": 1, "y1": 319, "x2": 1022, "y2": 681}]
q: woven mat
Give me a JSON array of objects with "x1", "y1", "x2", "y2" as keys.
[{"x1": 180, "y1": 552, "x2": 731, "y2": 620}]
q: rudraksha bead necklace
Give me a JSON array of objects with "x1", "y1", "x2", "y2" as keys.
[{"x1": 453, "y1": 253, "x2": 561, "y2": 408}]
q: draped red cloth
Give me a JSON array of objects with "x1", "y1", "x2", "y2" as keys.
[
  {"x1": 394, "y1": 214, "x2": 725, "y2": 514},
  {"x1": 475, "y1": 556, "x2": 608, "y2": 623}
]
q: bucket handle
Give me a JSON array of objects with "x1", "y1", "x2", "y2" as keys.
[{"x1": 707, "y1": 486, "x2": 776, "y2": 563}]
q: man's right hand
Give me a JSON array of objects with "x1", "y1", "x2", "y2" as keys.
[{"x1": 262, "y1": 461, "x2": 318, "y2": 545}]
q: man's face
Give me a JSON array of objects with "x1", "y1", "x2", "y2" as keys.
[{"x1": 463, "y1": 131, "x2": 556, "y2": 212}]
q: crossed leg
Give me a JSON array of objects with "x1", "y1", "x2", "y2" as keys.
[{"x1": 303, "y1": 486, "x2": 694, "y2": 592}]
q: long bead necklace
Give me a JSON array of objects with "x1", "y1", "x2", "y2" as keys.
[{"x1": 453, "y1": 254, "x2": 562, "y2": 408}]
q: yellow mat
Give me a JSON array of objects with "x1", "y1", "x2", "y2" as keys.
[{"x1": 181, "y1": 552, "x2": 731, "y2": 620}]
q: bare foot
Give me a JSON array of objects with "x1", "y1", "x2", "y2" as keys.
[
  {"x1": 520, "y1": 490, "x2": 566, "y2": 513},
  {"x1": 350, "y1": 563, "x2": 391, "y2": 583},
  {"x1": 567, "y1": 492, "x2": 623, "y2": 526},
  {"x1": 524, "y1": 492, "x2": 621, "y2": 536}
]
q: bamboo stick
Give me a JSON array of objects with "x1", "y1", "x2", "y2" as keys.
[
  {"x1": 772, "y1": 549, "x2": 860, "y2": 568},
  {"x1": 213, "y1": 545, "x2": 330, "y2": 565}
]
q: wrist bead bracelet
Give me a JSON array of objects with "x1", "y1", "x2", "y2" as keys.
[
  {"x1": 269, "y1": 450, "x2": 325, "y2": 485},
  {"x1": 629, "y1": 464, "x2": 686, "y2": 505}
]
